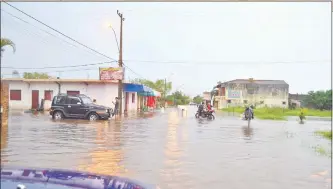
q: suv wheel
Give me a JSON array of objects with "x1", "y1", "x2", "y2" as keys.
[
  {"x1": 88, "y1": 113, "x2": 99, "y2": 121},
  {"x1": 53, "y1": 111, "x2": 63, "y2": 120}
]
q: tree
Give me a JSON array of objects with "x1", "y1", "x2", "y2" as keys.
[
  {"x1": 1, "y1": 38, "x2": 16, "y2": 57},
  {"x1": 303, "y1": 90, "x2": 332, "y2": 110},
  {"x1": 168, "y1": 90, "x2": 191, "y2": 105},
  {"x1": 131, "y1": 78, "x2": 172, "y2": 96},
  {"x1": 193, "y1": 95, "x2": 204, "y2": 104},
  {"x1": 23, "y1": 72, "x2": 53, "y2": 79}
]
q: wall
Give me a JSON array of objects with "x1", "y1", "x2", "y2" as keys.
[
  {"x1": 7, "y1": 81, "x2": 122, "y2": 111},
  {"x1": 224, "y1": 83, "x2": 289, "y2": 108},
  {"x1": 124, "y1": 92, "x2": 138, "y2": 111}
]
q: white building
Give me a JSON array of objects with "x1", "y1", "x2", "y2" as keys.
[{"x1": 2, "y1": 78, "x2": 138, "y2": 112}]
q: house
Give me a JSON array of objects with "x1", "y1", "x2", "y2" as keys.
[
  {"x1": 213, "y1": 78, "x2": 289, "y2": 109},
  {"x1": 288, "y1": 93, "x2": 308, "y2": 108},
  {"x1": 2, "y1": 78, "x2": 138, "y2": 112}
]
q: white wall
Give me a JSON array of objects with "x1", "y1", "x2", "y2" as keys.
[
  {"x1": 8, "y1": 81, "x2": 59, "y2": 110},
  {"x1": 7, "y1": 81, "x2": 124, "y2": 111},
  {"x1": 124, "y1": 92, "x2": 138, "y2": 111}
]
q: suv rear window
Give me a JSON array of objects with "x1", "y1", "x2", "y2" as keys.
[{"x1": 53, "y1": 96, "x2": 67, "y2": 105}]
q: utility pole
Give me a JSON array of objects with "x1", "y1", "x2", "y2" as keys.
[
  {"x1": 117, "y1": 10, "x2": 125, "y2": 116},
  {"x1": 164, "y1": 78, "x2": 167, "y2": 107}
]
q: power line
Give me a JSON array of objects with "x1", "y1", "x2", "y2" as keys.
[
  {"x1": 1, "y1": 61, "x2": 117, "y2": 70},
  {"x1": 2, "y1": 2, "x2": 146, "y2": 80},
  {"x1": 122, "y1": 59, "x2": 330, "y2": 65},
  {"x1": 3, "y1": 1, "x2": 117, "y2": 61},
  {"x1": 1, "y1": 67, "x2": 101, "y2": 76}
]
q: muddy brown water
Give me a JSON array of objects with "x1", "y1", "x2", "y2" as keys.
[{"x1": 1, "y1": 107, "x2": 331, "y2": 189}]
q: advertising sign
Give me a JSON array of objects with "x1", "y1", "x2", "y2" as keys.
[
  {"x1": 227, "y1": 90, "x2": 241, "y2": 99},
  {"x1": 99, "y1": 67, "x2": 124, "y2": 80}
]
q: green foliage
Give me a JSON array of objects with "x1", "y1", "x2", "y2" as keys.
[
  {"x1": 193, "y1": 95, "x2": 203, "y2": 104},
  {"x1": 303, "y1": 90, "x2": 332, "y2": 110},
  {"x1": 131, "y1": 78, "x2": 172, "y2": 96},
  {"x1": 165, "y1": 90, "x2": 191, "y2": 105},
  {"x1": 1, "y1": 38, "x2": 16, "y2": 57},
  {"x1": 315, "y1": 130, "x2": 332, "y2": 140},
  {"x1": 222, "y1": 106, "x2": 331, "y2": 120},
  {"x1": 23, "y1": 72, "x2": 53, "y2": 79}
]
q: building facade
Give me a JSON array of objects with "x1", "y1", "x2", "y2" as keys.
[
  {"x1": 213, "y1": 78, "x2": 289, "y2": 109},
  {"x1": 2, "y1": 79, "x2": 139, "y2": 112}
]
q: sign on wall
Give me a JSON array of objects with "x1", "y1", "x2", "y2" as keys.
[
  {"x1": 227, "y1": 90, "x2": 241, "y2": 99},
  {"x1": 99, "y1": 67, "x2": 124, "y2": 80}
]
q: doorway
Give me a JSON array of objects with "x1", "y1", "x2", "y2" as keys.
[{"x1": 31, "y1": 90, "x2": 39, "y2": 109}]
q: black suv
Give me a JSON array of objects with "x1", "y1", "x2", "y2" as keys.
[{"x1": 50, "y1": 94, "x2": 113, "y2": 121}]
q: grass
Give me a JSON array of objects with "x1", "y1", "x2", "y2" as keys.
[
  {"x1": 315, "y1": 130, "x2": 332, "y2": 140},
  {"x1": 221, "y1": 107, "x2": 332, "y2": 120}
]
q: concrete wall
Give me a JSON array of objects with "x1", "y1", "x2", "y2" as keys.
[
  {"x1": 7, "y1": 81, "x2": 129, "y2": 112},
  {"x1": 216, "y1": 83, "x2": 289, "y2": 109},
  {"x1": 124, "y1": 92, "x2": 138, "y2": 111}
]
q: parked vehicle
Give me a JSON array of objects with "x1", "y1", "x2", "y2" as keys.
[
  {"x1": 195, "y1": 109, "x2": 215, "y2": 120},
  {"x1": 50, "y1": 94, "x2": 113, "y2": 121}
]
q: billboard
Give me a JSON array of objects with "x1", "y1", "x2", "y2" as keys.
[
  {"x1": 227, "y1": 90, "x2": 241, "y2": 99},
  {"x1": 99, "y1": 67, "x2": 124, "y2": 80}
]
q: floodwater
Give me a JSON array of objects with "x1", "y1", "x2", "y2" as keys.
[{"x1": 1, "y1": 107, "x2": 331, "y2": 189}]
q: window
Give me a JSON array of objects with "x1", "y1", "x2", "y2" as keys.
[
  {"x1": 132, "y1": 93, "x2": 135, "y2": 103},
  {"x1": 44, "y1": 90, "x2": 53, "y2": 100},
  {"x1": 10, "y1": 90, "x2": 21, "y2": 101},
  {"x1": 260, "y1": 101, "x2": 264, "y2": 104},
  {"x1": 53, "y1": 96, "x2": 66, "y2": 105},
  {"x1": 67, "y1": 97, "x2": 81, "y2": 104},
  {"x1": 67, "y1": 91, "x2": 80, "y2": 95},
  {"x1": 243, "y1": 100, "x2": 248, "y2": 104},
  {"x1": 227, "y1": 100, "x2": 231, "y2": 103},
  {"x1": 282, "y1": 101, "x2": 286, "y2": 105}
]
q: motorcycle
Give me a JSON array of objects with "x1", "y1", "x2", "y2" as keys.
[{"x1": 195, "y1": 109, "x2": 215, "y2": 120}]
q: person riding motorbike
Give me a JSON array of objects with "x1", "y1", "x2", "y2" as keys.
[
  {"x1": 198, "y1": 102, "x2": 204, "y2": 117},
  {"x1": 206, "y1": 102, "x2": 213, "y2": 112},
  {"x1": 244, "y1": 105, "x2": 254, "y2": 119}
]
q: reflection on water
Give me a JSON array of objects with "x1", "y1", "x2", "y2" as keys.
[
  {"x1": 77, "y1": 120, "x2": 126, "y2": 176},
  {"x1": 1, "y1": 108, "x2": 331, "y2": 189},
  {"x1": 242, "y1": 126, "x2": 253, "y2": 140}
]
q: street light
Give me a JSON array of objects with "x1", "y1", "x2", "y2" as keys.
[{"x1": 107, "y1": 24, "x2": 120, "y2": 53}]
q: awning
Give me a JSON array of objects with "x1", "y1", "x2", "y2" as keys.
[
  {"x1": 153, "y1": 90, "x2": 161, "y2": 97},
  {"x1": 124, "y1": 83, "x2": 161, "y2": 96},
  {"x1": 138, "y1": 86, "x2": 154, "y2": 96},
  {"x1": 124, "y1": 83, "x2": 144, "y2": 92}
]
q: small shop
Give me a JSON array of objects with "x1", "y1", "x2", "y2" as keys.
[
  {"x1": 138, "y1": 87, "x2": 161, "y2": 111},
  {"x1": 124, "y1": 84, "x2": 161, "y2": 112}
]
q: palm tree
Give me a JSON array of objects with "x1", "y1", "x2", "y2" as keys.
[{"x1": 1, "y1": 38, "x2": 16, "y2": 57}]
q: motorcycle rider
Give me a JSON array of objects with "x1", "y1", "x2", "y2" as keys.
[
  {"x1": 198, "y1": 102, "x2": 205, "y2": 117},
  {"x1": 206, "y1": 102, "x2": 212, "y2": 112},
  {"x1": 244, "y1": 105, "x2": 254, "y2": 119}
]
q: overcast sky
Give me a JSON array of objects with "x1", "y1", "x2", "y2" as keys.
[{"x1": 1, "y1": 2, "x2": 331, "y2": 96}]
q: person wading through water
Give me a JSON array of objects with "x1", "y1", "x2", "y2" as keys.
[{"x1": 112, "y1": 97, "x2": 119, "y2": 117}]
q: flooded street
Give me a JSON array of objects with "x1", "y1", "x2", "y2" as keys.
[{"x1": 1, "y1": 106, "x2": 331, "y2": 189}]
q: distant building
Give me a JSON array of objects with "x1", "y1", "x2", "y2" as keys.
[
  {"x1": 288, "y1": 93, "x2": 308, "y2": 108},
  {"x1": 213, "y1": 78, "x2": 289, "y2": 109},
  {"x1": 1, "y1": 78, "x2": 134, "y2": 111},
  {"x1": 202, "y1": 91, "x2": 211, "y2": 104}
]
